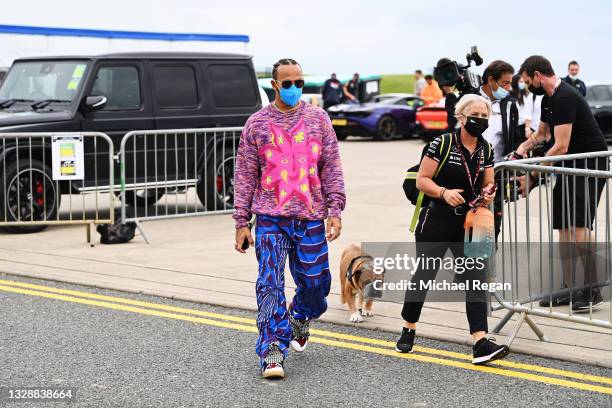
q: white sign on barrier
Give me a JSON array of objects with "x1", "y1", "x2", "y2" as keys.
[{"x1": 51, "y1": 135, "x2": 84, "y2": 180}]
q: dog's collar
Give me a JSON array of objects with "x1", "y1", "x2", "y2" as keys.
[{"x1": 346, "y1": 255, "x2": 374, "y2": 289}]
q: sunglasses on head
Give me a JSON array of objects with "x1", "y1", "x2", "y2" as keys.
[{"x1": 277, "y1": 79, "x2": 305, "y2": 89}]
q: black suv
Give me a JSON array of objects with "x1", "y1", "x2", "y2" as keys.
[
  {"x1": 586, "y1": 84, "x2": 612, "y2": 139},
  {"x1": 0, "y1": 52, "x2": 261, "y2": 231}
]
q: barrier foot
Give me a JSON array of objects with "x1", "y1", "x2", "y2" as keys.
[
  {"x1": 135, "y1": 221, "x2": 150, "y2": 244},
  {"x1": 504, "y1": 311, "x2": 548, "y2": 347},
  {"x1": 86, "y1": 223, "x2": 95, "y2": 247},
  {"x1": 491, "y1": 310, "x2": 515, "y2": 334},
  {"x1": 524, "y1": 313, "x2": 548, "y2": 341},
  {"x1": 504, "y1": 312, "x2": 525, "y2": 347}
]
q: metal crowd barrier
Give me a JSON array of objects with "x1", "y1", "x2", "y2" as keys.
[
  {"x1": 490, "y1": 151, "x2": 612, "y2": 346},
  {"x1": 118, "y1": 127, "x2": 242, "y2": 242},
  {"x1": 0, "y1": 132, "x2": 115, "y2": 244}
]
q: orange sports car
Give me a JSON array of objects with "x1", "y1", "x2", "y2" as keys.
[{"x1": 415, "y1": 100, "x2": 449, "y2": 142}]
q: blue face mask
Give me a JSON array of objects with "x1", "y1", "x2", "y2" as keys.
[
  {"x1": 278, "y1": 84, "x2": 302, "y2": 107},
  {"x1": 518, "y1": 82, "x2": 526, "y2": 91},
  {"x1": 492, "y1": 84, "x2": 510, "y2": 100}
]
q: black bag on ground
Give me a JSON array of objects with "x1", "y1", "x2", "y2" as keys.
[{"x1": 97, "y1": 210, "x2": 136, "y2": 244}]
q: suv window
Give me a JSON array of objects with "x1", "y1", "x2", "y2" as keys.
[
  {"x1": 208, "y1": 64, "x2": 256, "y2": 108},
  {"x1": 91, "y1": 66, "x2": 141, "y2": 110},
  {"x1": 0, "y1": 60, "x2": 87, "y2": 102},
  {"x1": 153, "y1": 65, "x2": 199, "y2": 108}
]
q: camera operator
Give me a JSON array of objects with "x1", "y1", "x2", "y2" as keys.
[
  {"x1": 436, "y1": 58, "x2": 459, "y2": 131},
  {"x1": 515, "y1": 55, "x2": 609, "y2": 311},
  {"x1": 443, "y1": 85, "x2": 459, "y2": 131},
  {"x1": 478, "y1": 60, "x2": 519, "y2": 238}
]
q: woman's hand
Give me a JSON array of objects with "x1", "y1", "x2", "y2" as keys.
[
  {"x1": 442, "y1": 189, "x2": 465, "y2": 207},
  {"x1": 482, "y1": 191, "x2": 496, "y2": 207},
  {"x1": 481, "y1": 182, "x2": 496, "y2": 207}
]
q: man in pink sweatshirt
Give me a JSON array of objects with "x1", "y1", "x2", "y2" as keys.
[{"x1": 233, "y1": 58, "x2": 346, "y2": 379}]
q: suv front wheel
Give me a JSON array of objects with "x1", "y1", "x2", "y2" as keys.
[{"x1": 0, "y1": 159, "x2": 60, "y2": 233}]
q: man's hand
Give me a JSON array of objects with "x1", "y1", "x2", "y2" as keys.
[
  {"x1": 326, "y1": 216, "x2": 342, "y2": 242},
  {"x1": 235, "y1": 227, "x2": 254, "y2": 253},
  {"x1": 504, "y1": 150, "x2": 525, "y2": 161},
  {"x1": 516, "y1": 173, "x2": 538, "y2": 197}
]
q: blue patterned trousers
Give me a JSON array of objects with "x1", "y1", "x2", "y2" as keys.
[{"x1": 254, "y1": 215, "x2": 331, "y2": 367}]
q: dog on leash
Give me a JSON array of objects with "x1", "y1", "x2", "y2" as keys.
[{"x1": 339, "y1": 244, "x2": 384, "y2": 323}]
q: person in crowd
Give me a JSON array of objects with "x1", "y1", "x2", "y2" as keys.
[
  {"x1": 421, "y1": 75, "x2": 443, "y2": 105},
  {"x1": 479, "y1": 60, "x2": 518, "y2": 162},
  {"x1": 515, "y1": 55, "x2": 608, "y2": 311},
  {"x1": 344, "y1": 72, "x2": 361, "y2": 103},
  {"x1": 414, "y1": 69, "x2": 426, "y2": 95},
  {"x1": 233, "y1": 58, "x2": 346, "y2": 379},
  {"x1": 322, "y1": 72, "x2": 345, "y2": 110},
  {"x1": 562, "y1": 60, "x2": 586, "y2": 97},
  {"x1": 395, "y1": 94, "x2": 510, "y2": 365},
  {"x1": 511, "y1": 74, "x2": 529, "y2": 140},
  {"x1": 479, "y1": 60, "x2": 519, "y2": 239},
  {"x1": 523, "y1": 74, "x2": 544, "y2": 140}
]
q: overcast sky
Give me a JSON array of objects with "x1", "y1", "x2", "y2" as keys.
[{"x1": 4, "y1": 0, "x2": 611, "y2": 81}]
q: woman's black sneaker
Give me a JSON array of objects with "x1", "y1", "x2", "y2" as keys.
[
  {"x1": 472, "y1": 337, "x2": 509, "y2": 365},
  {"x1": 395, "y1": 328, "x2": 415, "y2": 353},
  {"x1": 572, "y1": 288, "x2": 603, "y2": 312}
]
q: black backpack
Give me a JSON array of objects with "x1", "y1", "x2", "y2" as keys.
[
  {"x1": 96, "y1": 210, "x2": 137, "y2": 244},
  {"x1": 403, "y1": 133, "x2": 453, "y2": 232}
]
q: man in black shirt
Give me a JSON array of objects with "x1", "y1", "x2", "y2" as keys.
[
  {"x1": 322, "y1": 73, "x2": 345, "y2": 110},
  {"x1": 516, "y1": 55, "x2": 608, "y2": 311},
  {"x1": 561, "y1": 60, "x2": 586, "y2": 97},
  {"x1": 344, "y1": 73, "x2": 361, "y2": 102}
]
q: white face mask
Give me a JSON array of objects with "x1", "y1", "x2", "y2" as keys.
[{"x1": 569, "y1": 74, "x2": 578, "y2": 80}]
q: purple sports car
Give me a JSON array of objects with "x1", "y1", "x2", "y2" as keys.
[{"x1": 327, "y1": 93, "x2": 425, "y2": 141}]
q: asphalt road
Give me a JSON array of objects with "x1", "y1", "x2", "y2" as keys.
[{"x1": 0, "y1": 275, "x2": 611, "y2": 408}]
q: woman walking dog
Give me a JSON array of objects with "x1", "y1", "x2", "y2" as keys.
[{"x1": 396, "y1": 94, "x2": 510, "y2": 365}]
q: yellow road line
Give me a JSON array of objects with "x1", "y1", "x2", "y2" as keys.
[
  {"x1": 1, "y1": 278, "x2": 611, "y2": 386},
  {"x1": 0, "y1": 283, "x2": 611, "y2": 395}
]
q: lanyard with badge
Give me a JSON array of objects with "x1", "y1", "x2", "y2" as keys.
[{"x1": 454, "y1": 134, "x2": 483, "y2": 205}]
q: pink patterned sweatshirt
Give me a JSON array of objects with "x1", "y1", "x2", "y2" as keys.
[{"x1": 233, "y1": 102, "x2": 346, "y2": 229}]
